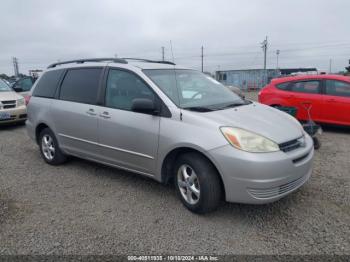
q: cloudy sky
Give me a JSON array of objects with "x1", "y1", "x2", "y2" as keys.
[{"x1": 0, "y1": 0, "x2": 349, "y2": 75}]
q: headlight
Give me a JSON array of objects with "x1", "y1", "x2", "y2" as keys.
[
  {"x1": 220, "y1": 127, "x2": 280, "y2": 153},
  {"x1": 17, "y1": 98, "x2": 25, "y2": 107}
]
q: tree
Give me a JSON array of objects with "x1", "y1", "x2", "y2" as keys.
[
  {"x1": 0, "y1": 73, "x2": 10, "y2": 80},
  {"x1": 345, "y1": 65, "x2": 350, "y2": 76}
]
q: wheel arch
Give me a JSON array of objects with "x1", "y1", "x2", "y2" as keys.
[
  {"x1": 266, "y1": 97, "x2": 292, "y2": 107},
  {"x1": 160, "y1": 146, "x2": 226, "y2": 199},
  {"x1": 270, "y1": 104, "x2": 282, "y2": 107},
  {"x1": 35, "y1": 122, "x2": 50, "y2": 144}
]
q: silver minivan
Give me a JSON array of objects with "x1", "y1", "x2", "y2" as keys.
[{"x1": 26, "y1": 58, "x2": 314, "y2": 213}]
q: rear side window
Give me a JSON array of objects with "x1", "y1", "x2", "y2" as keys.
[
  {"x1": 325, "y1": 80, "x2": 350, "y2": 97},
  {"x1": 276, "y1": 82, "x2": 290, "y2": 90},
  {"x1": 59, "y1": 68, "x2": 102, "y2": 104},
  {"x1": 290, "y1": 80, "x2": 320, "y2": 94},
  {"x1": 33, "y1": 70, "x2": 63, "y2": 98}
]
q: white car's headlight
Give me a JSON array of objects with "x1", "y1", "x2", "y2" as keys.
[
  {"x1": 220, "y1": 127, "x2": 280, "y2": 153},
  {"x1": 17, "y1": 98, "x2": 25, "y2": 107}
]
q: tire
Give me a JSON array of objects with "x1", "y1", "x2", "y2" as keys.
[
  {"x1": 174, "y1": 152, "x2": 222, "y2": 214},
  {"x1": 39, "y1": 128, "x2": 67, "y2": 165},
  {"x1": 313, "y1": 137, "x2": 321, "y2": 150}
]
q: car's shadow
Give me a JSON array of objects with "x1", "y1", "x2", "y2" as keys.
[
  {"x1": 320, "y1": 124, "x2": 350, "y2": 134},
  {"x1": 0, "y1": 122, "x2": 25, "y2": 131},
  {"x1": 67, "y1": 156, "x2": 298, "y2": 221}
]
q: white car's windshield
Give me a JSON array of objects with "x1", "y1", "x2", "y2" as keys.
[
  {"x1": 0, "y1": 79, "x2": 12, "y2": 92},
  {"x1": 143, "y1": 69, "x2": 248, "y2": 111}
]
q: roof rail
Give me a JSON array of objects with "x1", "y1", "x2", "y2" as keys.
[
  {"x1": 47, "y1": 58, "x2": 128, "y2": 69},
  {"x1": 122, "y1": 58, "x2": 176, "y2": 65}
]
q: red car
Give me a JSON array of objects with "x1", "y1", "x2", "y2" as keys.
[{"x1": 259, "y1": 75, "x2": 350, "y2": 126}]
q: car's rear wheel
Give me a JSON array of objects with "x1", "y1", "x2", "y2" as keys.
[
  {"x1": 39, "y1": 128, "x2": 67, "y2": 165},
  {"x1": 174, "y1": 152, "x2": 222, "y2": 214}
]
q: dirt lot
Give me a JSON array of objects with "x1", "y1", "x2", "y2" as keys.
[{"x1": 0, "y1": 93, "x2": 349, "y2": 255}]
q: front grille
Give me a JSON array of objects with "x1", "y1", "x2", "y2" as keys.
[
  {"x1": 1, "y1": 100, "x2": 16, "y2": 109},
  {"x1": 279, "y1": 138, "x2": 303, "y2": 152},
  {"x1": 247, "y1": 174, "x2": 309, "y2": 199}
]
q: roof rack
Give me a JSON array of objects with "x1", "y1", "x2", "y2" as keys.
[
  {"x1": 47, "y1": 57, "x2": 176, "y2": 69},
  {"x1": 122, "y1": 58, "x2": 176, "y2": 65},
  {"x1": 47, "y1": 58, "x2": 128, "y2": 68}
]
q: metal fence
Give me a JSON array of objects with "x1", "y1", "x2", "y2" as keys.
[{"x1": 216, "y1": 69, "x2": 280, "y2": 90}]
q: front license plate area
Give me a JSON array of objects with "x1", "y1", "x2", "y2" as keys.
[{"x1": 0, "y1": 112, "x2": 11, "y2": 120}]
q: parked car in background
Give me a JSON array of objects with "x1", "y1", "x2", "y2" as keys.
[
  {"x1": 226, "y1": 85, "x2": 245, "y2": 99},
  {"x1": 11, "y1": 77, "x2": 35, "y2": 104},
  {"x1": 0, "y1": 79, "x2": 27, "y2": 124},
  {"x1": 27, "y1": 58, "x2": 314, "y2": 214},
  {"x1": 259, "y1": 75, "x2": 350, "y2": 126}
]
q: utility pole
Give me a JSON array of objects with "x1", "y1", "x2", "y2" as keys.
[
  {"x1": 261, "y1": 36, "x2": 268, "y2": 70},
  {"x1": 12, "y1": 57, "x2": 19, "y2": 78},
  {"x1": 201, "y1": 46, "x2": 204, "y2": 72},
  {"x1": 329, "y1": 58, "x2": 332, "y2": 74},
  {"x1": 276, "y1": 50, "x2": 280, "y2": 69},
  {"x1": 161, "y1": 47, "x2": 165, "y2": 61},
  {"x1": 261, "y1": 36, "x2": 268, "y2": 87},
  {"x1": 216, "y1": 65, "x2": 221, "y2": 80}
]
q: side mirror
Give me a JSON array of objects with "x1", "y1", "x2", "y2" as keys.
[
  {"x1": 131, "y1": 98, "x2": 159, "y2": 115},
  {"x1": 12, "y1": 84, "x2": 23, "y2": 92}
]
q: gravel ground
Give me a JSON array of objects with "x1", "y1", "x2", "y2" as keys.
[{"x1": 0, "y1": 94, "x2": 349, "y2": 255}]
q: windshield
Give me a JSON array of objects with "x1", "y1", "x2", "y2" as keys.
[
  {"x1": 0, "y1": 79, "x2": 12, "y2": 92},
  {"x1": 143, "y1": 69, "x2": 247, "y2": 111}
]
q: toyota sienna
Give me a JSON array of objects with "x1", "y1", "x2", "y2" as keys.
[{"x1": 26, "y1": 58, "x2": 314, "y2": 213}]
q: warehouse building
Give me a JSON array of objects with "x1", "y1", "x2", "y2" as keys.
[{"x1": 216, "y1": 68, "x2": 317, "y2": 90}]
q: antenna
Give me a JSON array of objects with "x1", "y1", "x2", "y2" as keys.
[{"x1": 169, "y1": 40, "x2": 182, "y2": 120}]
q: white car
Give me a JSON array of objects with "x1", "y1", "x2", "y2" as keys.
[{"x1": 0, "y1": 79, "x2": 27, "y2": 124}]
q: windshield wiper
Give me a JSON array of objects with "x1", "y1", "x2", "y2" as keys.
[
  {"x1": 183, "y1": 106, "x2": 214, "y2": 112},
  {"x1": 216, "y1": 101, "x2": 251, "y2": 110}
]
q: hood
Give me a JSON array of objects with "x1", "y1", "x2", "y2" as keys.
[
  {"x1": 195, "y1": 102, "x2": 303, "y2": 144},
  {"x1": 0, "y1": 91, "x2": 22, "y2": 101}
]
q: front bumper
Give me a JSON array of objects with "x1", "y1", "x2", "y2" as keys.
[
  {"x1": 209, "y1": 134, "x2": 314, "y2": 204},
  {"x1": 0, "y1": 106, "x2": 27, "y2": 124}
]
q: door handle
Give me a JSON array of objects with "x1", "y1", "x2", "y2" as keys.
[
  {"x1": 326, "y1": 99, "x2": 335, "y2": 102},
  {"x1": 86, "y1": 109, "x2": 97, "y2": 116},
  {"x1": 100, "y1": 111, "x2": 111, "y2": 119}
]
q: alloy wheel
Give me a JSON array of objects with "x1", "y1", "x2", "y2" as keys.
[
  {"x1": 177, "y1": 164, "x2": 200, "y2": 205},
  {"x1": 41, "y1": 134, "x2": 55, "y2": 161}
]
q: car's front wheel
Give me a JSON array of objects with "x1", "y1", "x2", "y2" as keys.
[
  {"x1": 39, "y1": 128, "x2": 67, "y2": 165},
  {"x1": 174, "y1": 152, "x2": 222, "y2": 214}
]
